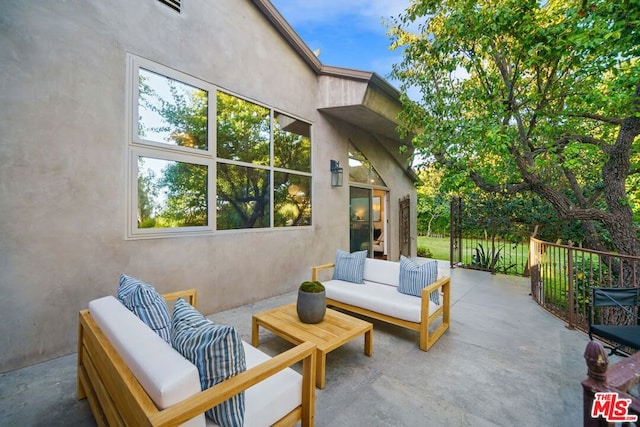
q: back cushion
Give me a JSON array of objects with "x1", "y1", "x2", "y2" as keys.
[
  {"x1": 89, "y1": 296, "x2": 205, "y2": 427},
  {"x1": 332, "y1": 250, "x2": 367, "y2": 284},
  {"x1": 172, "y1": 298, "x2": 246, "y2": 427},
  {"x1": 363, "y1": 258, "x2": 400, "y2": 286}
]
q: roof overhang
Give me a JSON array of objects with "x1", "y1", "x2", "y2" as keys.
[{"x1": 252, "y1": 0, "x2": 417, "y2": 182}]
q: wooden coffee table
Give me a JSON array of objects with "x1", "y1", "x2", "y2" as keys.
[{"x1": 252, "y1": 303, "x2": 373, "y2": 389}]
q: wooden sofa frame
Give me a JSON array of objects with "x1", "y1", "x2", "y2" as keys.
[
  {"x1": 77, "y1": 288, "x2": 317, "y2": 427},
  {"x1": 311, "y1": 264, "x2": 450, "y2": 351}
]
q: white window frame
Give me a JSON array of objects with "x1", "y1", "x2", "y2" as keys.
[
  {"x1": 127, "y1": 55, "x2": 216, "y2": 239},
  {"x1": 126, "y1": 54, "x2": 313, "y2": 239}
]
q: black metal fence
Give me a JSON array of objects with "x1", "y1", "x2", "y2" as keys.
[
  {"x1": 450, "y1": 197, "x2": 530, "y2": 276},
  {"x1": 530, "y1": 237, "x2": 640, "y2": 331}
]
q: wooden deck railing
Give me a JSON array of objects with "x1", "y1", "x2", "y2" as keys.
[{"x1": 529, "y1": 237, "x2": 640, "y2": 331}]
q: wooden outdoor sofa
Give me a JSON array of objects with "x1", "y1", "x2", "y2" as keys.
[
  {"x1": 77, "y1": 288, "x2": 316, "y2": 427},
  {"x1": 311, "y1": 257, "x2": 451, "y2": 351}
]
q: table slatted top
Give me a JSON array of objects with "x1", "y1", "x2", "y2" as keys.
[{"x1": 253, "y1": 303, "x2": 372, "y2": 352}]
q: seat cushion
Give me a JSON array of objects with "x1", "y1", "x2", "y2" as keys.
[
  {"x1": 332, "y1": 249, "x2": 367, "y2": 284},
  {"x1": 89, "y1": 296, "x2": 205, "y2": 427},
  {"x1": 590, "y1": 325, "x2": 640, "y2": 350},
  {"x1": 398, "y1": 257, "x2": 439, "y2": 303},
  {"x1": 205, "y1": 342, "x2": 303, "y2": 427},
  {"x1": 172, "y1": 298, "x2": 246, "y2": 427},
  {"x1": 117, "y1": 274, "x2": 172, "y2": 343},
  {"x1": 324, "y1": 279, "x2": 440, "y2": 323}
]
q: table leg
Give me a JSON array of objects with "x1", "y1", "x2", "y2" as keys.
[
  {"x1": 316, "y1": 350, "x2": 326, "y2": 389},
  {"x1": 251, "y1": 317, "x2": 259, "y2": 347},
  {"x1": 364, "y1": 328, "x2": 373, "y2": 356}
]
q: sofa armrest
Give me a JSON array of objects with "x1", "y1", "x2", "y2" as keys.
[
  {"x1": 311, "y1": 263, "x2": 335, "y2": 281},
  {"x1": 162, "y1": 289, "x2": 198, "y2": 308},
  {"x1": 421, "y1": 276, "x2": 450, "y2": 301},
  {"x1": 419, "y1": 276, "x2": 451, "y2": 351},
  {"x1": 148, "y1": 341, "x2": 317, "y2": 427}
]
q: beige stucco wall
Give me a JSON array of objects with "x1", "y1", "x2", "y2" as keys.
[{"x1": 0, "y1": 0, "x2": 416, "y2": 372}]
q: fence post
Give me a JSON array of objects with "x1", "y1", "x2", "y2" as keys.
[
  {"x1": 582, "y1": 341, "x2": 609, "y2": 427},
  {"x1": 568, "y1": 243, "x2": 575, "y2": 329},
  {"x1": 529, "y1": 238, "x2": 539, "y2": 302},
  {"x1": 582, "y1": 340, "x2": 640, "y2": 426}
]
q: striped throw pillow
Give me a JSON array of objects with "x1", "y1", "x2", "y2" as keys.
[
  {"x1": 117, "y1": 274, "x2": 171, "y2": 343},
  {"x1": 171, "y1": 298, "x2": 246, "y2": 427},
  {"x1": 398, "y1": 257, "x2": 440, "y2": 304},
  {"x1": 332, "y1": 249, "x2": 367, "y2": 284}
]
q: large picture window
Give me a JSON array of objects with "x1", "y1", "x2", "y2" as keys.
[{"x1": 127, "y1": 55, "x2": 312, "y2": 238}]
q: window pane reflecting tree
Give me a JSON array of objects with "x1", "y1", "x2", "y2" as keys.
[
  {"x1": 138, "y1": 157, "x2": 208, "y2": 228},
  {"x1": 274, "y1": 172, "x2": 311, "y2": 227},
  {"x1": 138, "y1": 68, "x2": 208, "y2": 150},
  {"x1": 216, "y1": 163, "x2": 270, "y2": 229},
  {"x1": 274, "y1": 112, "x2": 311, "y2": 172},
  {"x1": 217, "y1": 92, "x2": 270, "y2": 165}
]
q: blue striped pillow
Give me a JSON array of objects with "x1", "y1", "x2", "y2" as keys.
[
  {"x1": 398, "y1": 257, "x2": 440, "y2": 304},
  {"x1": 332, "y1": 249, "x2": 367, "y2": 284},
  {"x1": 118, "y1": 274, "x2": 171, "y2": 343},
  {"x1": 171, "y1": 298, "x2": 246, "y2": 427}
]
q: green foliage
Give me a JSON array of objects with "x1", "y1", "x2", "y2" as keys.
[
  {"x1": 572, "y1": 256, "x2": 610, "y2": 315},
  {"x1": 389, "y1": 0, "x2": 640, "y2": 255},
  {"x1": 472, "y1": 243, "x2": 501, "y2": 270},
  {"x1": 471, "y1": 243, "x2": 517, "y2": 274},
  {"x1": 299, "y1": 281, "x2": 325, "y2": 293},
  {"x1": 160, "y1": 162, "x2": 208, "y2": 226},
  {"x1": 416, "y1": 166, "x2": 450, "y2": 236},
  {"x1": 417, "y1": 246, "x2": 433, "y2": 258}
]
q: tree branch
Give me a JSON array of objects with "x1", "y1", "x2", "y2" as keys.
[
  {"x1": 568, "y1": 112, "x2": 624, "y2": 125},
  {"x1": 554, "y1": 134, "x2": 610, "y2": 153}
]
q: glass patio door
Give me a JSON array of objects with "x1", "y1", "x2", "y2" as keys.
[
  {"x1": 349, "y1": 187, "x2": 387, "y2": 258},
  {"x1": 349, "y1": 187, "x2": 372, "y2": 254}
]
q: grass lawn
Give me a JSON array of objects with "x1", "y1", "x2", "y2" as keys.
[
  {"x1": 417, "y1": 236, "x2": 450, "y2": 260},
  {"x1": 416, "y1": 236, "x2": 529, "y2": 276}
]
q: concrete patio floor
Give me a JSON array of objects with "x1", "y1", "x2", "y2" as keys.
[{"x1": 0, "y1": 261, "x2": 617, "y2": 426}]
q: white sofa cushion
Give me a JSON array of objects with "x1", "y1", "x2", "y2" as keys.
[
  {"x1": 363, "y1": 258, "x2": 400, "y2": 287},
  {"x1": 89, "y1": 296, "x2": 205, "y2": 427},
  {"x1": 208, "y1": 342, "x2": 303, "y2": 427},
  {"x1": 324, "y1": 279, "x2": 440, "y2": 323}
]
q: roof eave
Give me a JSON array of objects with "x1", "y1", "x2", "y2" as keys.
[{"x1": 252, "y1": 0, "x2": 322, "y2": 72}]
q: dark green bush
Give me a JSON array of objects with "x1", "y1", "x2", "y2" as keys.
[{"x1": 417, "y1": 246, "x2": 433, "y2": 258}]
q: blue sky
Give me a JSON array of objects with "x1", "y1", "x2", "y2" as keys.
[{"x1": 269, "y1": 0, "x2": 412, "y2": 90}]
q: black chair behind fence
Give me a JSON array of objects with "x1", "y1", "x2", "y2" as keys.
[{"x1": 589, "y1": 287, "x2": 640, "y2": 356}]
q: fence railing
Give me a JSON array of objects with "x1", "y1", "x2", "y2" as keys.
[
  {"x1": 451, "y1": 235, "x2": 529, "y2": 276},
  {"x1": 529, "y1": 237, "x2": 640, "y2": 331}
]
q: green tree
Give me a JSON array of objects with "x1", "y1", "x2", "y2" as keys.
[
  {"x1": 416, "y1": 166, "x2": 449, "y2": 236},
  {"x1": 390, "y1": 0, "x2": 640, "y2": 254},
  {"x1": 137, "y1": 159, "x2": 159, "y2": 227}
]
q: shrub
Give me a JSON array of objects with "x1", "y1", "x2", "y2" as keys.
[{"x1": 417, "y1": 246, "x2": 433, "y2": 258}]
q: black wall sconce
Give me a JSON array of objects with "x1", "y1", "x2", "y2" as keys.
[{"x1": 330, "y1": 159, "x2": 343, "y2": 187}]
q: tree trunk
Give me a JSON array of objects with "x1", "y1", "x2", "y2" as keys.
[{"x1": 601, "y1": 111, "x2": 640, "y2": 256}]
